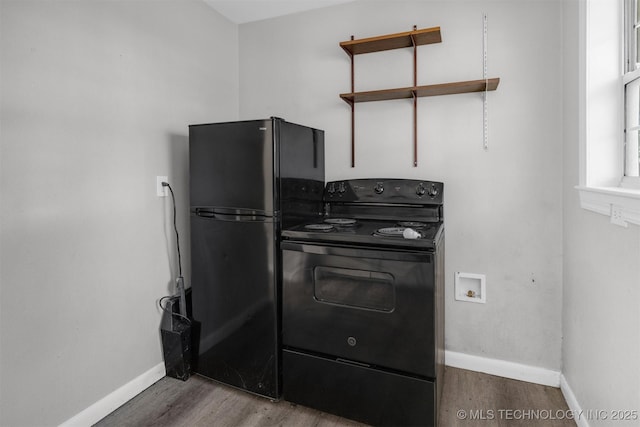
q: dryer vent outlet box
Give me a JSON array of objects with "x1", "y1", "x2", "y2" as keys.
[{"x1": 454, "y1": 272, "x2": 486, "y2": 303}]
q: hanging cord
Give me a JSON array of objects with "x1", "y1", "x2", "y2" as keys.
[
  {"x1": 162, "y1": 182, "x2": 187, "y2": 318},
  {"x1": 158, "y1": 295, "x2": 191, "y2": 325},
  {"x1": 163, "y1": 182, "x2": 182, "y2": 276}
]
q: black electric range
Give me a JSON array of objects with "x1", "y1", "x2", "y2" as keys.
[{"x1": 280, "y1": 178, "x2": 445, "y2": 427}]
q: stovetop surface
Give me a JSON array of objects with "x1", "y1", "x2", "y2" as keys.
[
  {"x1": 282, "y1": 179, "x2": 445, "y2": 250},
  {"x1": 282, "y1": 217, "x2": 443, "y2": 250}
]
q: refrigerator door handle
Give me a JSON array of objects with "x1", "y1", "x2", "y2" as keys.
[{"x1": 193, "y1": 207, "x2": 278, "y2": 222}]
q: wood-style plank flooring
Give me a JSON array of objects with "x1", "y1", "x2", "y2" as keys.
[{"x1": 95, "y1": 367, "x2": 575, "y2": 427}]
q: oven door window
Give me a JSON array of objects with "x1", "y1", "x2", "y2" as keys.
[{"x1": 313, "y1": 267, "x2": 394, "y2": 312}]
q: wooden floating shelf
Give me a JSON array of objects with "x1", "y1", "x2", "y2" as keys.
[
  {"x1": 339, "y1": 25, "x2": 500, "y2": 167},
  {"x1": 340, "y1": 26, "x2": 442, "y2": 56},
  {"x1": 340, "y1": 78, "x2": 500, "y2": 104}
]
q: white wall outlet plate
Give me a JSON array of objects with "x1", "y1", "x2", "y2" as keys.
[
  {"x1": 454, "y1": 272, "x2": 486, "y2": 303},
  {"x1": 156, "y1": 176, "x2": 168, "y2": 197},
  {"x1": 610, "y1": 204, "x2": 628, "y2": 227}
]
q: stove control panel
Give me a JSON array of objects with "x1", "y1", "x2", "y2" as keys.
[{"x1": 324, "y1": 179, "x2": 443, "y2": 204}]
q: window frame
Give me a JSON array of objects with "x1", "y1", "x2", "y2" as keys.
[
  {"x1": 624, "y1": 0, "x2": 637, "y2": 73},
  {"x1": 623, "y1": 0, "x2": 640, "y2": 186}
]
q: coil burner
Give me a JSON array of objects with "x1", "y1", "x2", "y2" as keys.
[
  {"x1": 324, "y1": 218, "x2": 357, "y2": 226},
  {"x1": 397, "y1": 221, "x2": 427, "y2": 228},
  {"x1": 304, "y1": 223, "x2": 334, "y2": 232},
  {"x1": 373, "y1": 227, "x2": 422, "y2": 238}
]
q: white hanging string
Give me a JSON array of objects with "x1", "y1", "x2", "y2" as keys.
[{"x1": 483, "y1": 12, "x2": 489, "y2": 151}]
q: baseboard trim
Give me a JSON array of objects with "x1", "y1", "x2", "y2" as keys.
[
  {"x1": 445, "y1": 351, "x2": 561, "y2": 387},
  {"x1": 59, "y1": 362, "x2": 166, "y2": 427},
  {"x1": 560, "y1": 374, "x2": 590, "y2": 427}
]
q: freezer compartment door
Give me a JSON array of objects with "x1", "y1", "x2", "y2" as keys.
[
  {"x1": 190, "y1": 214, "x2": 279, "y2": 398},
  {"x1": 189, "y1": 119, "x2": 276, "y2": 212}
]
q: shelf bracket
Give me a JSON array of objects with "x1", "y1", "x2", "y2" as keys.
[
  {"x1": 412, "y1": 90, "x2": 418, "y2": 167},
  {"x1": 349, "y1": 35, "x2": 355, "y2": 167},
  {"x1": 411, "y1": 25, "x2": 418, "y2": 167}
]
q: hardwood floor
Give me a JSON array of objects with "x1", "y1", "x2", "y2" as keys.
[
  {"x1": 439, "y1": 368, "x2": 574, "y2": 427},
  {"x1": 95, "y1": 367, "x2": 575, "y2": 427}
]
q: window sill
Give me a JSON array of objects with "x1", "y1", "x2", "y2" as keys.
[{"x1": 576, "y1": 185, "x2": 640, "y2": 227}]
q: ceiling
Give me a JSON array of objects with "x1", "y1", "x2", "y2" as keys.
[{"x1": 203, "y1": 0, "x2": 354, "y2": 24}]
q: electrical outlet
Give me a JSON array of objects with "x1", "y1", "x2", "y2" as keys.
[
  {"x1": 610, "y1": 204, "x2": 627, "y2": 227},
  {"x1": 157, "y1": 176, "x2": 168, "y2": 197}
]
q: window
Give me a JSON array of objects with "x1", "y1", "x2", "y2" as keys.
[
  {"x1": 576, "y1": 0, "x2": 640, "y2": 227},
  {"x1": 625, "y1": 0, "x2": 640, "y2": 180}
]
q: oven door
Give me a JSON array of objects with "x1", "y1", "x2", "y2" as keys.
[{"x1": 282, "y1": 241, "x2": 436, "y2": 378}]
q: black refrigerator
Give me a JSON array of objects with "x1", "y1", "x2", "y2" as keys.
[{"x1": 189, "y1": 118, "x2": 324, "y2": 399}]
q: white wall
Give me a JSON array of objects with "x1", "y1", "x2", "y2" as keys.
[
  {"x1": 240, "y1": 0, "x2": 563, "y2": 371},
  {"x1": 562, "y1": 1, "x2": 640, "y2": 424},
  {"x1": 0, "y1": 1, "x2": 238, "y2": 425}
]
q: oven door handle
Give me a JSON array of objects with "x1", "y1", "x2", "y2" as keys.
[{"x1": 281, "y1": 241, "x2": 432, "y2": 262}]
